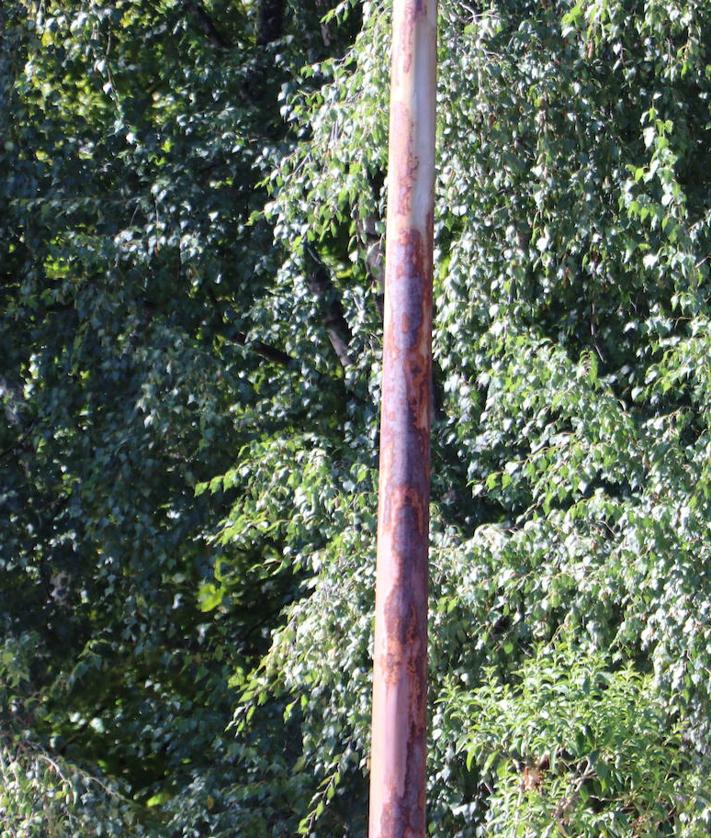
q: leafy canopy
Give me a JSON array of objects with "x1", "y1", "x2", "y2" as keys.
[{"x1": 1, "y1": 0, "x2": 710, "y2": 835}]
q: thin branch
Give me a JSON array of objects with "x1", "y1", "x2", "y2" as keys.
[
  {"x1": 304, "y1": 246, "x2": 353, "y2": 368},
  {"x1": 185, "y1": 0, "x2": 231, "y2": 49},
  {"x1": 256, "y1": 0, "x2": 286, "y2": 46},
  {"x1": 233, "y1": 331, "x2": 294, "y2": 368}
]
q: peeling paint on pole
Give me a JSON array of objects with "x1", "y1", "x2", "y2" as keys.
[{"x1": 368, "y1": 1, "x2": 436, "y2": 836}]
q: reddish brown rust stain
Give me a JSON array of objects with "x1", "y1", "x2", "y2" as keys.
[
  {"x1": 396, "y1": 1, "x2": 415, "y2": 73},
  {"x1": 391, "y1": 230, "x2": 427, "y2": 344},
  {"x1": 391, "y1": 103, "x2": 418, "y2": 215},
  {"x1": 382, "y1": 485, "x2": 428, "y2": 537},
  {"x1": 397, "y1": 0, "x2": 429, "y2": 74},
  {"x1": 400, "y1": 0, "x2": 428, "y2": 81},
  {"x1": 425, "y1": 210, "x2": 434, "y2": 269}
]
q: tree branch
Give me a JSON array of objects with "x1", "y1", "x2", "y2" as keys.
[
  {"x1": 233, "y1": 331, "x2": 294, "y2": 368},
  {"x1": 256, "y1": 0, "x2": 286, "y2": 46},
  {"x1": 357, "y1": 215, "x2": 385, "y2": 320},
  {"x1": 185, "y1": 0, "x2": 231, "y2": 49},
  {"x1": 304, "y1": 246, "x2": 353, "y2": 368}
]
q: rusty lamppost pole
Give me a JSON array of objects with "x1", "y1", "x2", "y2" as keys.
[{"x1": 368, "y1": 1, "x2": 437, "y2": 836}]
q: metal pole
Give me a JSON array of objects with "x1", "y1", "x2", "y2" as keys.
[{"x1": 368, "y1": 1, "x2": 436, "y2": 835}]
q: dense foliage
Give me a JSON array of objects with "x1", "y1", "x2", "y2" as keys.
[{"x1": 1, "y1": 0, "x2": 710, "y2": 835}]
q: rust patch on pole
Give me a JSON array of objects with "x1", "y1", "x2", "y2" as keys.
[{"x1": 369, "y1": 1, "x2": 436, "y2": 836}]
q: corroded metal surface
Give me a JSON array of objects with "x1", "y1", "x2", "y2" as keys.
[{"x1": 368, "y1": 1, "x2": 436, "y2": 836}]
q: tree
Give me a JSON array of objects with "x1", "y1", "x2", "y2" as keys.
[
  {"x1": 229, "y1": 0, "x2": 711, "y2": 833},
  {"x1": 1, "y1": 0, "x2": 710, "y2": 835},
  {"x1": 1, "y1": 0, "x2": 358, "y2": 833}
]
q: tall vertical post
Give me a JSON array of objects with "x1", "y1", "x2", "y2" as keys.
[{"x1": 369, "y1": 1, "x2": 436, "y2": 836}]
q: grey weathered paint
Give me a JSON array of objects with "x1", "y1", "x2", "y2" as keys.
[{"x1": 368, "y1": 1, "x2": 436, "y2": 836}]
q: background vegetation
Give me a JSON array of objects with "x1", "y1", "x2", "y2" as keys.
[{"x1": 1, "y1": 0, "x2": 710, "y2": 834}]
